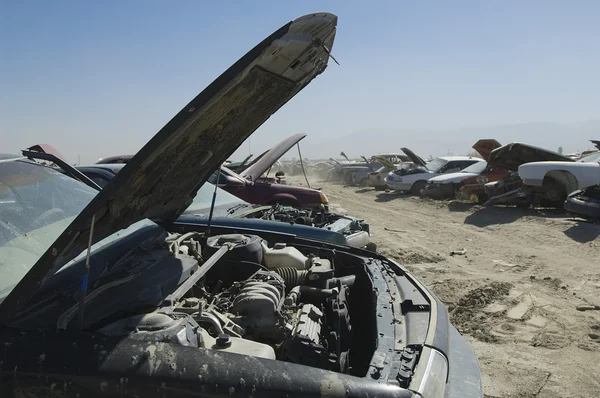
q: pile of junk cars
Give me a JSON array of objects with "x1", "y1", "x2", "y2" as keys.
[
  {"x1": 1, "y1": 13, "x2": 484, "y2": 398},
  {"x1": 351, "y1": 139, "x2": 600, "y2": 220}
]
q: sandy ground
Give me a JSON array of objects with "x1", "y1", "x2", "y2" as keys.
[{"x1": 290, "y1": 175, "x2": 600, "y2": 398}]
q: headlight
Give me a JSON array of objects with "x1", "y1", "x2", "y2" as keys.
[
  {"x1": 394, "y1": 177, "x2": 403, "y2": 182},
  {"x1": 412, "y1": 348, "x2": 448, "y2": 398},
  {"x1": 319, "y1": 192, "x2": 329, "y2": 204},
  {"x1": 476, "y1": 176, "x2": 488, "y2": 184}
]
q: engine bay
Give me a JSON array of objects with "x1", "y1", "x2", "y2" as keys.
[
  {"x1": 260, "y1": 204, "x2": 369, "y2": 236},
  {"x1": 96, "y1": 232, "x2": 374, "y2": 375}
]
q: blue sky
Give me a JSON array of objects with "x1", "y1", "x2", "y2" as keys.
[{"x1": 2, "y1": 1, "x2": 599, "y2": 163}]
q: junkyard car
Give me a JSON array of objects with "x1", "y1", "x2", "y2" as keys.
[
  {"x1": 482, "y1": 143, "x2": 592, "y2": 207},
  {"x1": 367, "y1": 155, "x2": 415, "y2": 190},
  {"x1": 0, "y1": 13, "x2": 482, "y2": 398},
  {"x1": 516, "y1": 150, "x2": 600, "y2": 206},
  {"x1": 211, "y1": 165, "x2": 329, "y2": 210},
  {"x1": 73, "y1": 163, "x2": 372, "y2": 249},
  {"x1": 421, "y1": 161, "x2": 489, "y2": 199},
  {"x1": 422, "y1": 140, "x2": 501, "y2": 200},
  {"x1": 385, "y1": 147, "x2": 484, "y2": 195},
  {"x1": 564, "y1": 183, "x2": 600, "y2": 219}
]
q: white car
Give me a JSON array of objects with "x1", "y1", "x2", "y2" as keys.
[
  {"x1": 421, "y1": 161, "x2": 489, "y2": 199},
  {"x1": 384, "y1": 147, "x2": 485, "y2": 195},
  {"x1": 518, "y1": 150, "x2": 600, "y2": 204}
]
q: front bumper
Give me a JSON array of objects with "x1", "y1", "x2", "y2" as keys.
[
  {"x1": 384, "y1": 177, "x2": 409, "y2": 190},
  {"x1": 422, "y1": 183, "x2": 456, "y2": 199},
  {"x1": 564, "y1": 187, "x2": 600, "y2": 219}
]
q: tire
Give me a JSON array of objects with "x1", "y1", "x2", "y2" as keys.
[
  {"x1": 542, "y1": 177, "x2": 567, "y2": 207},
  {"x1": 359, "y1": 178, "x2": 368, "y2": 187},
  {"x1": 411, "y1": 181, "x2": 427, "y2": 196}
]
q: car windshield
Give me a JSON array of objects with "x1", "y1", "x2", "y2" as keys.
[
  {"x1": 184, "y1": 182, "x2": 247, "y2": 215},
  {"x1": 425, "y1": 158, "x2": 448, "y2": 172},
  {"x1": 0, "y1": 159, "x2": 97, "y2": 298},
  {"x1": 578, "y1": 152, "x2": 600, "y2": 163},
  {"x1": 461, "y1": 161, "x2": 487, "y2": 174}
]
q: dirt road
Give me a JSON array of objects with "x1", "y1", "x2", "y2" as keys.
[{"x1": 294, "y1": 176, "x2": 600, "y2": 398}]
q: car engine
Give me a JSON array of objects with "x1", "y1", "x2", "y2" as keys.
[
  {"x1": 97, "y1": 233, "x2": 359, "y2": 373},
  {"x1": 262, "y1": 204, "x2": 369, "y2": 237}
]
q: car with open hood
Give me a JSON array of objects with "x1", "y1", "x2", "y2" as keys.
[
  {"x1": 515, "y1": 149, "x2": 600, "y2": 207},
  {"x1": 421, "y1": 140, "x2": 501, "y2": 199},
  {"x1": 0, "y1": 14, "x2": 482, "y2": 398},
  {"x1": 367, "y1": 154, "x2": 416, "y2": 190},
  {"x1": 211, "y1": 134, "x2": 330, "y2": 210},
  {"x1": 384, "y1": 147, "x2": 484, "y2": 195},
  {"x1": 69, "y1": 162, "x2": 372, "y2": 249},
  {"x1": 482, "y1": 143, "x2": 581, "y2": 207}
]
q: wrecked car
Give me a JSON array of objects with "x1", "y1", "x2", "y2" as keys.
[
  {"x1": 483, "y1": 142, "x2": 600, "y2": 207},
  {"x1": 71, "y1": 163, "x2": 373, "y2": 249},
  {"x1": 367, "y1": 154, "x2": 414, "y2": 191},
  {"x1": 208, "y1": 133, "x2": 333, "y2": 210},
  {"x1": 327, "y1": 156, "x2": 376, "y2": 185},
  {"x1": 422, "y1": 140, "x2": 501, "y2": 200},
  {"x1": 516, "y1": 150, "x2": 600, "y2": 207},
  {"x1": 564, "y1": 183, "x2": 600, "y2": 219},
  {"x1": 0, "y1": 13, "x2": 483, "y2": 398},
  {"x1": 349, "y1": 154, "x2": 411, "y2": 188},
  {"x1": 385, "y1": 147, "x2": 484, "y2": 195},
  {"x1": 211, "y1": 164, "x2": 329, "y2": 210}
]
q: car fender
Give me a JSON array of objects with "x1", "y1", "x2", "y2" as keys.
[{"x1": 519, "y1": 161, "x2": 599, "y2": 190}]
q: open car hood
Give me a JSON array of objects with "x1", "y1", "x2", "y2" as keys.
[
  {"x1": 0, "y1": 13, "x2": 338, "y2": 319},
  {"x1": 472, "y1": 139, "x2": 501, "y2": 161},
  {"x1": 400, "y1": 147, "x2": 428, "y2": 168},
  {"x1": 240, "y1": 133, "x2": 307, "y2": 181},
  {"x1": 488, "y1": 142, "x2": 573, "y2": 171},
  {"x1": 27, "y1": 144, "x2": 68, "y2": 163}
]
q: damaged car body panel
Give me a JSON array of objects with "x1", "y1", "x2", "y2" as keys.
[
  {"x1": 564, "y1": 183, "x2": 600, "y2": 219},
  {"x1": 0, "y1": 13, "x2": 482, "y2": 398}
]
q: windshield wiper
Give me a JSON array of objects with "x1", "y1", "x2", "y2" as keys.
[{"x1": 227, "y1": 203, "x2": 250, "y2": 215}]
